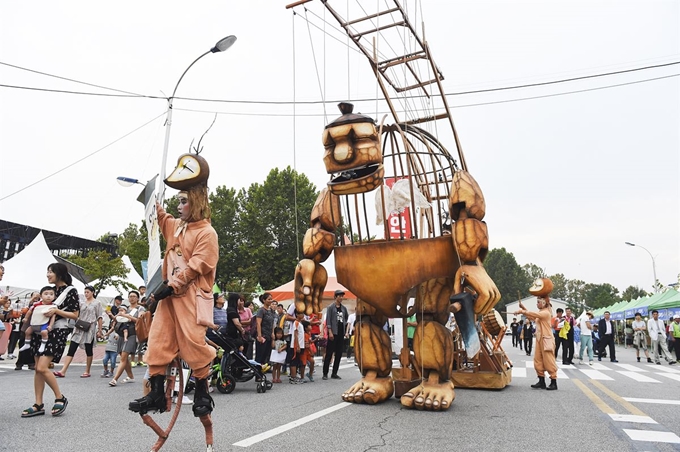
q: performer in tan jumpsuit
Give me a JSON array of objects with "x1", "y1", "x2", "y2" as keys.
[
  {"x1": 514, "y1": 281, "x2": 558, "y2": 390},
  {"x1": 130, "y1": 152, "x2": 219, "y2": 417}
]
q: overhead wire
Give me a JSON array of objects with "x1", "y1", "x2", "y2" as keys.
[
  {"x1": 0, "y1": 61, "x2": 147, "y2": 97},
  {"x1": 0, "y1": 111, "x2": 166, "y2": 202},
  {"x1": 1, "y1": 60, "x2": 678, "y2": 107},
  {"x1": 171, "y1": 71, "x2": 680, "y2": 117}
]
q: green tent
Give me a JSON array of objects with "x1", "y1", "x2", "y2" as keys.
[{"x1": 649, "y1": 289, "x2": 680, "y2": 310}]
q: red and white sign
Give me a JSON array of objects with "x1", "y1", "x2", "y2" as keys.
[{"x1": 385, "y1": 177, "x2": 411, "y2": 240}]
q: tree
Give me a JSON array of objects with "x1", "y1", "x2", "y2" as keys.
[
  {"x1": 68, "y1": 250, "x2": 133, "y2": 297},
  {"x1": 484, "y1": 248, "x2": 532, "y2": 313},
  {"x1": 583, "y1": 283, "x2": 620, "y2": 310},
  {"x1": 116, "y1": 222, "x2": 149, "y2": 276},
  {"x1": 621, "y1": 285, "x2": 649, "y2": 302},
  {"x1": 547, "y1": 273, "x2": 568, "y2": 302},
  {"x1": 209, "y1": 186, "x2": 258, "y2": 293},
  {"x1": 565, "y1": 278, "x2": 587, "y2": 308},
  {"x1": 522, "y1": 263, "x2": 546, "y2": 282},
  {"x1": 239, "y1": 167, "x2": 318, "y2": 291}
]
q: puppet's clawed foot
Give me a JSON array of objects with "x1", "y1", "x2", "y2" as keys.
[
  {"x1": 400, "y1": 371, "x2": 454, "y2": 411},
  {"x1": 342, "y1": 371, "x2": 394, "y2": 405}
]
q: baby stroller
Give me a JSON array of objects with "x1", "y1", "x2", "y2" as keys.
[{"x1": 209, "y1": 328, "x2": 273, "y2": 394}]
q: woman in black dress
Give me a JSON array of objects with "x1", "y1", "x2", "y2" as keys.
[{"x1": 21, "y1": 263, "x2": 79, "y2": 417}]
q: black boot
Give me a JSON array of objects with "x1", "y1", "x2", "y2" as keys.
[
  {"x1": 192, "y1": 378, "x2": 214, "y2": 417},
  {"x1": 129, "y1": 374, "x2": 167, "y2": 414},
  {"x1": 546, "y1": 378, "x2": 558, "y2": 390},
  {"x1": 530, "y1": 376, "x2": 546, "y2": 389}
]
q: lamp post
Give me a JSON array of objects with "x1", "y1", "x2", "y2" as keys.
[
  {"x1": 116, "y1": 176, "x2": 145, "y2": 187},
  {"x1": 158, "y1": 35, "x2": 237, "y2": 201},
  {"x1": 625, "y1": 241, "x2": 658, "y2": 293}
]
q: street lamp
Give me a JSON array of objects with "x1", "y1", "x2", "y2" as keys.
[
  {"x1": 158, "y1": 35, "x2": 237, "y2": 201},
  {"x1": 625, "y1": 241, "x2": 658, "y2": 293},
  {"x1": 116, "y1": 176, "x2": 145, "y2": 187}
]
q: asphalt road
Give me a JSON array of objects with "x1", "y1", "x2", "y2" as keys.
[{"x1": 2, "y1": 336, "x2": 679, "y2": 452}]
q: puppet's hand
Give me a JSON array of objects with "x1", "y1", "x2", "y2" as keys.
[
  {"x1": 454, "y1": 262, "x2": 500, "y2": 315},
  {"x1": 294, "y1": 259, "x2": 328, "y2": 315}
]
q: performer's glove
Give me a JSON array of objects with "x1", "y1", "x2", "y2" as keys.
[{"x1": 153, "y1": 281, "x2": 174, "y2": 301}]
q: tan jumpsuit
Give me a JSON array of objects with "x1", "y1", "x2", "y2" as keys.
[
  {"x1": 522, "y1": 307, "x2": 557, "y2": 379},
  {"x1": 145, "y1": 204, "x2": 218, "y2": 379}
]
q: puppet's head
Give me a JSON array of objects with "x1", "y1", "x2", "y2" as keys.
[
  {"x1": 322, "y1": 102, "x2": 383, "y2": 195},
  {"x1": 528, "y1": 277, "x2": 554, "y2": 297}
]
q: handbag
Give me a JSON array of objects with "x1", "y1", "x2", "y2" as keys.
[
  {"x1": 195, "y1": 287, "x2": 213, "y2": 327},
  {"x1": 74, "y1": 318, "x2": 92, "y2": 331},
  {"x1": 542, "y1": 335, "x2": 555, "y2": 352},
  {"x1": 135, "y1": 310, "x2": 152, "y2": 342}
]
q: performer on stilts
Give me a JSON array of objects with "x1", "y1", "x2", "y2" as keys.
[
  {"x1": 129, "y1": 151, "x2": 219, "y2": 430},
  {"x1": 514, "y1": 278, "x2": 558, "y2": 391}
]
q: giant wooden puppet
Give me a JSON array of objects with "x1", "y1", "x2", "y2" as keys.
[
  {"x1": 286, "y1": 0, "x2": 507, "y2": 411},
  {"x1": 129, "y1": 149, "x2": 219, "y2": 451}
]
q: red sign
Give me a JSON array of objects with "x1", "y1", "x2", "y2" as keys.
[{"x1": 384, "y1": 177, "x2": 411, "y2": 240}]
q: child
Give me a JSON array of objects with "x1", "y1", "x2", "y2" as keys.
[
  {"x1": 101, "y1": 327, "x2": 119, "y2": 378},
  {"x1": 115, "y1": 305, "x2": 131, "y2": 344},
  {"x1": 269, "y1": 327, "x2": 287, "y2": 383},
  {"x1": 289, "y1": 311, "x2": 306, "y2": 384},
  {"x1": 19, "y1": 286, "x2": 56, "y2": 354},
  {"x1": 303, "y1": 321, "x2": 317, "y2": 382}
]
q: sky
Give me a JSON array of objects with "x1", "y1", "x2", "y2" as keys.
[{"x1": 0, "y1": 1, "x2": 678, "y2": 295}]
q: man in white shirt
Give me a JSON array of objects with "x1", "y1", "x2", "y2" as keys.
[
  {"x1": 647, "y1": 310, "x2": 676, "y2": 365},
  {"x1": 345, "y1": 308, "x2": 356, "y2": 362}
]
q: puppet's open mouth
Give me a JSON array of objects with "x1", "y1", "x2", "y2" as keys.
[{"x1": 327, "y1": 163, "x2": 384, "y2": 195}]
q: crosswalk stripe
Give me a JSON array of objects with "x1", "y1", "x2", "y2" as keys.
[
  {"x1": 609, "y1": 414, "x2": 657, "y2": 424},
  {"x1": 588, "y1": 362, "x2": 611, "y2": 371},
  {"x1": 616, "y1": 371, "x2": 661, "y2": 383},
  {"x1": 511, "y1": 367, "x2": 527, "y2": 378},
  {"x1": 578, "y1": 369, "x2": 613, "y2": 380},
  {"x1": 614, "y1": 363, "x2": 648, "y2": 372},
  {"x1": 656, "y1": 372, "x2": 680, "y2": 382},
  {"x1": 623, "y1": 429, "x2": 680, "y2": 443},
  {"x1": 524, "y1": 362, "x2": 569, "y2": 379},
  {"x1": 645, "y1": 364, "x2": 680, "y2": 373}
]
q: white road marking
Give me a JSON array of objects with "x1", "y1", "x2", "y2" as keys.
[
  {"x1": 616, "y1": 371, "x2": 661, "y2": 383},
  {"x1": 578, "y1": 369, "x2": 613, "y2": 380},
  {"x1": 623, "y1": 429, "x2": 680, "y2": 443},
  {"x1": 614, "y1": 363, "x2": 647, "y2": 372},
  {"x1": 511, "y1": 367, "x2": 527, "y2": 378},
  {"x1": 624, "y1": 398, "x2": 680, "y2": 406},
  {"x1": 233, "y1": 402, "x2": 352, "y2": 447},
  {"x1": 656, "y1": 372, "x2": 680, "y2": 382},
  {"x1": 526, "y1": 362, "x2": 569, "y2": 379},
  {"x1": 609, "y1": 414, "x2": 657, "y2": 424},
  {"x1": 646, "y1": 364, "x2": 680, "y2": 373},
  {"x1": 588, "y1": 362, "x2": 611, "y2": 371}
]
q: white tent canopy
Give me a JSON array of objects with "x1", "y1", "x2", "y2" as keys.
[{"x1": 0, "y1": 231, "x2": 86, "y2": 301}]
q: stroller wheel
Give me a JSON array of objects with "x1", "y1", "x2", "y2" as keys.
[
  {"x1": 217, "y1": 374, "x2": 236, "y2": 394},
  {"x1": 257, "y1": 381, "x2": 267, "y2": 393},
  {"x1": 265, "y1": 380, "x2": 273, "y2": 390}
]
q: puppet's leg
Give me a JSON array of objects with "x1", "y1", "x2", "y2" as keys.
[
  {"x1": 342, "y1": 302, "x2": 394, "y2": 404},
  {"x1": 401, "y1": 278, "x2": 455, "y2": 411}
]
